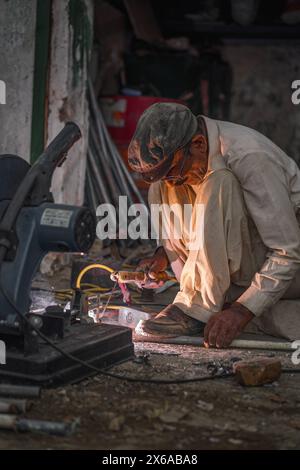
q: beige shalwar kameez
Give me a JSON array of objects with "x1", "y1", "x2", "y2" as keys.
[{"x1": 148, "y1": 116, "x2": 300, "y2": 340}]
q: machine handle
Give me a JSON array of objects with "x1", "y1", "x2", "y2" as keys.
[
  {"x1": 0, "y1": 123, "x2": 82, "y2": 264},
  {"x1": 29, "y1": 122, "x2": 82, "y2": 205},
  {"x1": 37, "y1": 122, "x2": 81, "y2": 171}
]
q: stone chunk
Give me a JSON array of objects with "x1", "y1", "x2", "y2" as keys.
[{"x1": 233, "y1": 358, "x2": 282, "y2": 386}]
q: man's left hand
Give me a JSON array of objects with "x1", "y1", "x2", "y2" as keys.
[{"x1": 204, "y1": 302, "x2": 254, "y2": 349}]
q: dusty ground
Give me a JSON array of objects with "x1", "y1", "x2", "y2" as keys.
[
  {"x1": 0, "y1": 262, "x2": 300, "y2": 450},
  {"x1": 1, "y1": 342, "x2": 300, "y2": 450}
]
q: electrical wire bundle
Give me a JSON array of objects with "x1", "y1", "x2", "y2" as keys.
[{"x1": 53, "y1": 262, "x2": 142, "y2": 310}]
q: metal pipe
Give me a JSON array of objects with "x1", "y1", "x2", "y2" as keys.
[
  {"x1": 88, "y1": 148, "x2": 114, "y2": 205},
  {"x1": 0, "y1": 401, "x2": 19, "y2": 414},
  {"x1": 90, "y1": 121, "x2": 134, "y2": 205},
  {"x1": 0, "y1": 398, "x2": 31, "y2": 413},
  {"x1": 86, "y1": 164, "x2": 99, "y2": 211},
  {"x1": 0, "y1": 415, "x2": 79, "y2": 436},
  {"x1": 88, "y1": 78, "x2": 146, "y2": 206},
  {"x1": 135, "y1": 330, "x2": 295, "y2": 351},
  {"x1": 151, "y1": 335, "x2": 295, "y2": 351},
  {"x1": 94, "y1": 99, "x2": 144, "y2": 199},
  {"x1": 0, "y1": 384, "x2": 40, "y2": 399},
  {"x1": 89, "y1": 125, "x2": 131, "y2": 204},
  {"x1": 88, "y1": 91, "x2": 137, "y2": 209},
  {"x1": 100, "y1": 114, "x2": 146, "y2": 206}
]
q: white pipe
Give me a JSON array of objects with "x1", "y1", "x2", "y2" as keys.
[{"x1": 155, "y1": 335, "x2": 294, "y2": 351}]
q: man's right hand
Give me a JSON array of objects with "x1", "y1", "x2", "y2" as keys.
[{"x1": 136, "y1": 246, "x2": 169, "y2": 288}]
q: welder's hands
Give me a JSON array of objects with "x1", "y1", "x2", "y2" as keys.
[
  {"x1": 204, "y1": 302, "x2": 254, "y2": 349},
  {"x1": 136, "y1": 246, "x2": 169, "y2": 289}
]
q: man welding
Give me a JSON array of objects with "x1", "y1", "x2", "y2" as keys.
[{"x1": 128, "y1": 102, "x2": 300, "y2": 348}]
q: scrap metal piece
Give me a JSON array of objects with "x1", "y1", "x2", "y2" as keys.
[
  {"x1": 90, "y1": 306, "x2": 152, "y2": 329},
  {"x1": 118, "y1": 307, "x2": 152, "y2": 328}
]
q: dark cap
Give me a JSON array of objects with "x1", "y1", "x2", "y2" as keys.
[{"x1": 128, "y1": 102, "x2": 198, "y2": 183}]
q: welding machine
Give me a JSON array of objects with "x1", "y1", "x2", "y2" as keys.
[{"x1": 0, "y1": 123, "x2": 133, "y2": 386}]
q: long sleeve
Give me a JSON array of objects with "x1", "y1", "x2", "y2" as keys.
[
  {"x1": 174, "y1": 169, "x2": 255, "y2": 322},
  {"x1": 233, "y1": 153, "x2": 300, "y2": 316}
]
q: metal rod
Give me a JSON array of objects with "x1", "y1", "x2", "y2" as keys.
[
  {"x1": 0, "y1": 384, "x2": 40, "y2": 399},
  {"x1": 96, "y1": 99, "x2": 146, "y2": 205},
  {"x1": 0, "y1": 401, "x2": 19, "y2": 414},
  {"x1": 90, "y1": 120, "x2": 134, "y2": 205},
  {"x1": 88, "y1": 77, "x2": 146, "y2": 206},
  {"x1": 89, "y1": 125, "x2": 132, "y2": 205},
  {"x1": 151, "y1": 335, "x2": 295, "y2": 351},
  {"x1": 88, "y1": 148, "x2": 114, "y2": 205},
  {"x1": 0, "y1": 415, "x2": 79, "y2": 436},
  {"x1": 86, "y1": 164, "x2": 99, "y2": 212},
  {"x1": 0, "y1": 398, "x2": 31, "y2": 413}
]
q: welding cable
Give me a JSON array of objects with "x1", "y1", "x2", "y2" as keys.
[
  {"x1": 52, "y1": 261, "x2": 120, "y2": 302},
  {"x1": 75, "y1": 263, "x2": 115, "y2": 291},
  {"x1": 0, "y1": 283, "x2": 238, "y2": 385}
]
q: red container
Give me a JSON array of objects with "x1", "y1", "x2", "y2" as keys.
[{"x1": 100, "y1": 95, "x2": 183, "y2": 145}]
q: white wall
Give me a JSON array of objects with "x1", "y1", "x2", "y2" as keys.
[
  {"x1": 0, "y1": 0, "x2": 37, "y2": 160},
  {"x1": 48, "y1": 0, "x2": 93, "y2": 206}
]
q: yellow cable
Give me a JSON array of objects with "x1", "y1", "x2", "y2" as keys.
[
  {"x1": 75, "y1": 263, "x2": 114, "y2": 289},
  {"x1": 80, "y1": 282, "x2": 108, "y2": 292},
  {"x1": 53, "y1": 264, "x2": 117, "y2": 303}
]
